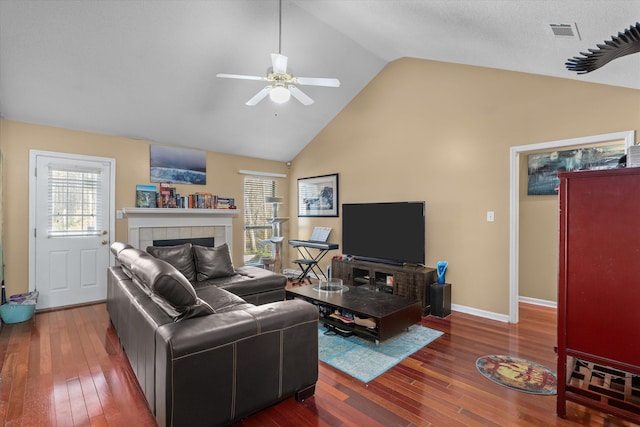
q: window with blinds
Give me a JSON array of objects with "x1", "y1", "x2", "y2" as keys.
[
  {"x1": 48, "y1": 164, "x2": 103, "y2": 236},
  {"x1": 244, "y1": 176, "x2": 279, "y2": 263}
]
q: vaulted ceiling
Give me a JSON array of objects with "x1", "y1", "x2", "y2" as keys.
[{"x1": 1, "y1": 1, "x2": 638, "y2": 162}]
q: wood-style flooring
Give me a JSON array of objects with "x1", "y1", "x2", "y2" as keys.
[{"x1": 0, "y1": 301, "x2": 637, "y2": 426}]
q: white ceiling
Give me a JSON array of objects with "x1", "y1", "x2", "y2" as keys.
[{"x1": 1, "y1": 1, "x2": 639, "y2": 162}]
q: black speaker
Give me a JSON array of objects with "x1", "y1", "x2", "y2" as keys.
[{"x1": 430, "y1": 283, "x2": 451, "y2": 318}]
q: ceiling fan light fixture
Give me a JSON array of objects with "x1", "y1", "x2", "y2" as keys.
[
  {"x1": 217, "y1": 0, "x2": 339, "y2": 106},
  {"x1": 269, "y1": 86, "x2": 290, "y2": 104}
]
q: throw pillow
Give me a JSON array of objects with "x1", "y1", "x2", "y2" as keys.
[
  {"x1": 193, "y1": 243, "x2": 235, "y2": 281},
  {"x1": 146, "y1": 243, "x2": 197, "y2": 282}
]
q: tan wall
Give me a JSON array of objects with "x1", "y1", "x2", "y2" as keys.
[
  {"x1": 518, "y1": 154, "x2": 559, "y2": 302},
  {"x1": 288, "y1": 57, "x2": 640, "y2": 316},
  {"x1": 0, "y1": 120, "x2": 288, "y2": 297}
]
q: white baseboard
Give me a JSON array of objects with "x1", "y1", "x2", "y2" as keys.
[
  {"x1": 450, "y1": 297, "x2": 557, "y2": 324},
  {"x1": 450, "y1": 304, "x2": 510, "y2": 323},
  {"x1": 518, "y1": 296, "x2": 557, "y2": 308}
]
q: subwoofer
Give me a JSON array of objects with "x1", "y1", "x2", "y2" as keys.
[{"x1": 429, "y1": 283, "x2": 451, "y2": 318}]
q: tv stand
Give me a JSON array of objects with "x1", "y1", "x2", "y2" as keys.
[{"x1": 331, "y1": 258, "x2": 436, "y2": 315}]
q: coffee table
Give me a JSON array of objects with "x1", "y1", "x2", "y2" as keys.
[{"x1": 286, "y1": 281, "x2": 421, "y2": 344}]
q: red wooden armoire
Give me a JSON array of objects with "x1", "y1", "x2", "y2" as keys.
[{"x1": 557, "y1": 167, "x2": 640, "y2": 423}]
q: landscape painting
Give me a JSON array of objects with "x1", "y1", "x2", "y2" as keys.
[
  {"x1": 527, "y1": 144, "x2": 625, "y2": 195},
  {"x1": 150, "y1": 145, "x2": 206, "y2": 184}
]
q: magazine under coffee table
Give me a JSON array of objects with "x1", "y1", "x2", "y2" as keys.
[{"x1": 286, "y1": 281, "x2": 422, "y2": 344}]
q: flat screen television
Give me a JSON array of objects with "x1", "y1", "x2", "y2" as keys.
[{"x1": 341, "y1": 201, "x2": 425, "y2": 266}]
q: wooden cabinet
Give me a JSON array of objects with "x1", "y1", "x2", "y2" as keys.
[
  {"x1": 331, "y1": 258, "x2": 436, "y2": 315},
  {"x1": 557, "y1": 168, "x2": 640, "y2": 424}
]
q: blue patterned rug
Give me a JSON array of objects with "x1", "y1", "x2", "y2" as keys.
[{"x1": 318, "y1": 324, "x2": 443, "y2": 383}]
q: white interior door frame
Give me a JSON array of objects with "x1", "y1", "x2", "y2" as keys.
[
  {"x1": 508, "y1": 130, "x2": 635, "y2": 323},
  {"x1": 28, "y1": 150, "x2": 117, "y2": 294}
]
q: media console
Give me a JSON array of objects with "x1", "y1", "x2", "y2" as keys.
[{"x1": 331, "y1": 258, "x2": 436, "y2": 315}]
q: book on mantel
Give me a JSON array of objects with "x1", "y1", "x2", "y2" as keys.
[{"x1": 136, "y1": 184, "x2": 157, "y2": 208}]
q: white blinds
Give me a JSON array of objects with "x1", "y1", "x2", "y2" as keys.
[
  {"x1": 47, "y1": 164, "x2": 103, "y2": 236},
  {"x1": 244, "y1": 176, "x2": 279, "y2": 227},
  {"x1": 243, "y1": 176, "x2": 282, "y2": 257}
]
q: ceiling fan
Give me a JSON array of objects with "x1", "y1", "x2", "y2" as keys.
[
  {"x1": 566, "y1": 22, "x2": 640, "y2": 74},
  {"x1": 216, "y1": 0, "x2": 340, "y2": 106}
]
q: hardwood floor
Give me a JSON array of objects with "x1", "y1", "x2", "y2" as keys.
[{"x1": 0, "y1": 302, "x2": 636, "y2": 426}]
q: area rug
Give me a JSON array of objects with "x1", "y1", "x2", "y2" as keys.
[
  {"x1": 318, "y1": 324, "x2": 443, "y2": 383},
  {"x1": 475, "y1": 355, "x2": 557, "y2": 395}
]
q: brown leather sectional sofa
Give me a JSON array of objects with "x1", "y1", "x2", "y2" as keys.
[{"x1": 107, "y1": 242, "x2": 318, "y2": 427}]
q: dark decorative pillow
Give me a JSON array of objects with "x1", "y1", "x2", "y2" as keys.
[
  {"x1": 193, "y1": 243, "x2": 235, "y2": 281},
  {"x1": 147, "y1": 243, "x2": 197, "y2": 282}
]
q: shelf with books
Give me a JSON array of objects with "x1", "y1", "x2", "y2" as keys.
[
  {"x1": 123, "y1": 207, "x2": 240, "y2": 216},
  {"x1": 134, "y1": 183, "x2": 236, "y2": 210}
]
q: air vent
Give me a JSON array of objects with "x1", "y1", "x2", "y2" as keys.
[{"x1": 550, "y1": 23, "x2": 581, "y2": 40}]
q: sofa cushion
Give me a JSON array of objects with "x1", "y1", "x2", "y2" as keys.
[
  {"x1": 150, "y1": 293, "x2": 216, "y2": 321},
  {"x1": 110, "y1": 241, "x2": 133, "y2": 256},
  {"x1": 194, "y1": 265, "x2": 286, "y2": 299},
  {"x1": 193, "y1": 243, "x2": 235, "y2": 280},
  {"x1": 195, "y1": 284, "x2": 255, "y2": 313},
  {"x1": 130, "y1": 255, "x2": 215, "y2": 321},
  {"x1": 147, "y1": 243, "x2": 197, "y2": 282},
  {"x1": 117, "y1": 247, "x2": 152, "y2": 281},
  {"x1": 117, "y1": 247, "x2": 151, "y2": 269}
]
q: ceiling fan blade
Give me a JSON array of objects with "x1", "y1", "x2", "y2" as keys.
[
  {"x1": 289, "y1": 86, "x2": 314, "y2": 106},
  {"x1": 245, "y1": 87, "x2": 271, "y2": 106},
  {"x1": 271, "y1": 53, "x2": 288, "y2": 74},
  {"x1": 216, "y1": 73, "x2": 265, "y2": 81},
  {"x1": 295, "y1": 77, "x2": 340, "y2": 87}
]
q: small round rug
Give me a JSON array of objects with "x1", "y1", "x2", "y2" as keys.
[{"x1": 476, "y1": 355, "x2": 557, "y2": 395}]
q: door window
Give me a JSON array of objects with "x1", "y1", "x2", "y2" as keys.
[{"x1": 47, "y1": 164, "x2": 103, "y2": 236}]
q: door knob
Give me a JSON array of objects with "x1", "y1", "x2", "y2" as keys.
[
  {"x1": 101, "y1": 240, "x2": 109, "y2": 245},
  {"x1": 102, "y1": 230, "x2": 108, "y2": 235}
]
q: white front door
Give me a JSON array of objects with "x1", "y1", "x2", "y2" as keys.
[{"x1": 30, "y1": 151, "x2": 114, "y2": 310}]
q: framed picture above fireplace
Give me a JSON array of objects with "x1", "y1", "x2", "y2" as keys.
[{"x1": 150, "y1": 145, "x2": 206, "y2": 185}]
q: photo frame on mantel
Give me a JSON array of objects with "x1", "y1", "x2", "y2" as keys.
[{"x1": 297, "y1": 173, "x2": 339, "y2": 217}]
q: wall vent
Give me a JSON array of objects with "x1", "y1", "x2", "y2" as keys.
[{"x1": 550, "y1": 23, "x2": 581, "y2": 40}]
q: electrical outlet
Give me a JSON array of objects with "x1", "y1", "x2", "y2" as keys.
[{"x1": 487, "y1": 211, "x2": 495, "y2": 222}]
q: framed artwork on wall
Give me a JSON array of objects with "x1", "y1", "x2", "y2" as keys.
[
  {"x1": 297, "y1": 173, "x2": 339, "y2": 217},
  {"x1": 150, "y1": 145, "x2": 207, "y2": 185},
  {"x1": 527, "y1": 143, "x2": 626, "y2": 195}
]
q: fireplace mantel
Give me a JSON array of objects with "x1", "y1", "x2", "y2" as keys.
[{"x1": 122, "y1": 208, "x2": 240, "y2": 252}]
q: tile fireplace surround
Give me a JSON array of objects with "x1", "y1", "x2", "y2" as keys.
[{"x1": 122, "y1": 208, "x2": 239, "y2": 253}]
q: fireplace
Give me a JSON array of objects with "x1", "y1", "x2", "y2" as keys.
[
  {"x1": 152, "y1": 237, "x2": 215, "y2": 248},
  {"x1": 122, "y1": 208, "x2": 239, "y2": 253}
]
